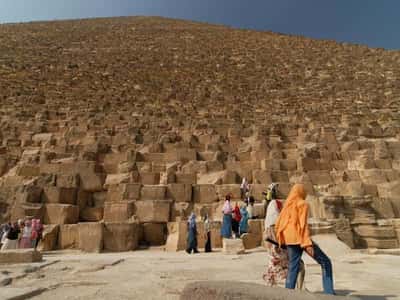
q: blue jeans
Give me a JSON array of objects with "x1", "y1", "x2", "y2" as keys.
[{"x1": 286, "y1": 242, "x2": 335, "y2": 295}]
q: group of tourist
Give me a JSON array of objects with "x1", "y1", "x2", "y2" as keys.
[
  {"x1": 185, "y1": 180, "x2": 335, "y2": 295},
  {"x1": 0, "y1": 218, "x2": 43, "y2": 251}
]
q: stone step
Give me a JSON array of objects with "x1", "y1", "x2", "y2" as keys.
[{"x1": 352, "y1": 225, "x2": 397, "y2": 239}]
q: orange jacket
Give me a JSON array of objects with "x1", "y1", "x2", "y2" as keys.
[{"x1": 275, "y1": 184, "x2": 312, "y2": 248}]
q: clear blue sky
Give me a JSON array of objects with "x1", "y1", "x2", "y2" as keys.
[{"x1": 0, "y1": 0, "x2": 399, "y2": 49}]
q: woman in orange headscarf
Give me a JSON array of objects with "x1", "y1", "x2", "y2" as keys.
[{"x1": 275, "y1": 184, "x2": 335, "y2": 295}]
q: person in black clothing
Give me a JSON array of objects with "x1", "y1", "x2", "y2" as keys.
[{"x1": 1, "y1": 223, "x2": 20, "y2": 250}]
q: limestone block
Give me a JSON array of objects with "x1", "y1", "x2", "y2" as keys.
[
  {"x1": 140, "y1": 185, "x2": 166, "y2": 200},
  {"x1": 280, "y1": 159, "x2": 297, "y2": 171},
  {"x1": 261, "y1": 159, "x2": 280, "y2": 171},
  {"x1": 58, "y1": 224, "x2": 79, "y2": 249},
  {"x1": 253, "y1": 203, "x2": 266, "y2": 219},
  {"x1": 32, "y1": 133, "x2": 54, "y2": 144},
  {"x1": 242, "y1": 233, "x2": 260, "y2": 249},
  {"x1": 38, "y1": 224, "x2": 59, "y2": 251},
  {"x1": 103, "y1": 222, "x2": 139, "y2": 252},
  {"x1": 193, "y1": 184, "x2": 219, "y2": 203},
  {"x1": 248, "y1": 219, "x2": 262, "y2": 236},
  {"x1": 171, "y1": 202, "x2": 192, "y2": 220},
  {"x1": 80, "y1": 207, "x2": 104, "y2": 222},
  {"x1": 56, "y1": 174, "x2": 80, "y2": 188},
  {"x1": 167, "y1": 184, "x2": 192, "y2": 202},
  {"x1": 308, "y1": 171, "x2": 333, "y2": 185},
  {"x1": 206, "y1": 161, "x2": 224, "y2": 173},
  {"x1": 42, "y1": 187, "x2": 77, "y2": 205},
  {"x1": 103, "y1": 202, "x2": 134, "y2": 222},
  {"x1": 222, "y1": 238, "x2": 245, "y2": 255},
  {"x1": 357, "y1": 237, "x2": 399, "y2": 249},
  {"x1": 104, "y1": 173, "x2": 132, "y2": 187},
  {"x1": 142, "y1": 223, "x2": 166, "y2": 246},
  {"x1": 16, "y1": 164, "x2": 40, "y2": 177},
  {"x1": 134, "y1": 200, "x2": 171, "y2": 223},
  {"x1": 165, "y1": 148, "x2": 197, "y2": 163},
  {"x1": 139, "y1": 172, "x2": 160, "y2": 184},
  {"x1": 78, "y1": 222, "x2": 104, "y2": 253},
  {"x1": 359, "y1": 169, "x2": 388, "y2": 185},
  {"x1": 175, "y1": 172, "x2": 197, "y2": 184},
  {"x1": 271, "y1": 171, "x2": 289, "y2": 183},
  {"x1": 371, "y1": 198, "x2": 395, "y2": 219},
  {"x1": 221, "y1": 170, "x2": 240, "y2": 184},
  {"x1": 215, "y1": 184, "x2": 241, "y2": 201},
  {"x1": 353, "y1": 225, "x2": 397, "y2": 239},
  {"x1": 343, "y1": 181, "x2": 366, "y2": 196},
  {"x1": 0, "y1": 250, "x2": 42, "y2": 264},
  {"x1": 375, "y1": 159, "x2": 392, "y2": 169},
  {"x1": 44, "y1": 204, "x2": 79, "y2": 224},
  {"x1": 297, "y1": 158, "x2": 332, "y2": 171},
  {"x1": 252, "y1": 170, "x2": 272, "y2": 184},
  {"x1": 165, "y1": 221, "x2": 188, "y2": 251},
  {"x1": 79, "y1": 170, "x2": 105, "y2": 192},
  {"x1": 348, "y1": 158, "x2": 376, "y2": 170}
]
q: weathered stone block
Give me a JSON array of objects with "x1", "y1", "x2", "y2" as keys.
[
  {"x1": 167, "y1": 184, "x2": 192, "y2": 202},
  {"x1": 215, "y1": 185, "x2": 241, "y2": 201},
  {"x1": 140, "y1": 185, "x2": 166, "y2": 200},
  {"x1": 134, "y1": 200, "x2": 171, "y2": 223},
  {"x1": 103, "y1": 202, "x2": 134, "y2": 222},
  {"x1": 42, "y1": 187, "x2": 77, "y2": 205},
  {"x1": 139, "y1": 172, "x2": 160, "y2": 185},
  {"x1": 142, "y1": 223, "x2": 166, "y2": 246},
  {"x1": 79, "y1": 170, "x2": 105, "y2": 192},
  {"x1": 78, "y1": 222, "x2": 104, "y2": 253},
  {"x1": 58, "y1": 224, "x2": 79, "y2": 249},
  {"x1": 56, "y1": 174, "x2": 80, "y2": 188},
  {"x1": 193, "y1": 184, "x2": 219, "y2": 203},
  {"x1": 222, "y1": 238, "x2": 245, "y2": 255},
  {"x1": 44, "y1": 204, "x2": 79, "y2": 224},
  {"x1": 175, "y1": 172, "x2": 197, "y2": 184},
  {"x1": 104, "y1": 173, "x2": 132, "y2": 187},
  {"x1": 165, "y1": 221, "x2": 187, "y2": 252},
  {"x1": 80, "y1": 207, "x2": 104, "y2": 222},
  {"x1": 103, "y1": 222, "x2": 139, "y2": 252},
  {"x1": 0, "y1": 250, "x2": 42, "y2": 264},
  {"x1": 252, "y1": 170, "x2": 272, "y2": 184},
  {"x1": 38, "y1": 224, "x2": 59, "y2": 251}
]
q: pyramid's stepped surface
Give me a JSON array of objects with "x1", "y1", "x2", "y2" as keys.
[{"x1": 0, "y1": 17, "x2": 399, "y2": 252}]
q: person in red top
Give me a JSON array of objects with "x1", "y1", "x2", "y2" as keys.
[{"x1": 231, "y1": 202, "x2": 242, "y2": 238}]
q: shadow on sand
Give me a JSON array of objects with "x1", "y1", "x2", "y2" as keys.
[{"x1": 335, "y1": 289, "x2": 398, "y2": 300}]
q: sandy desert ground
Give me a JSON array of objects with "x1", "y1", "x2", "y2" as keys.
[{"x1": 1, "y1": 235, "x2": 400, "y2": 300}]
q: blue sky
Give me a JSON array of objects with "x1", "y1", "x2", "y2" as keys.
[{"x1": 0, "y1": 0, "x2": 399, "y2": 49}]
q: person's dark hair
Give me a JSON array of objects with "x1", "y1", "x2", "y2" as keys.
[
  {"x1": 225, "y1": 194, "x2": 231, "y2": 201},
  {"x1": 249, "y1": 196, "x2": 255, "y2": 204}
]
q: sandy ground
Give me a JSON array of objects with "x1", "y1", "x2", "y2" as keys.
[{"x1": 1, "y1": 235, "x2": 400, "y2": 300}]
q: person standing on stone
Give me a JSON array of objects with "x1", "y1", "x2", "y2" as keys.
[
  {"x1": 240, "y1": 177, "x2": 250, "y2": 200},
  {"x1": 19, "y1": 219, "x2": 33, "y2": 249},
  {"x1": 239, "y1": 204, "x2": 249, "y2": 236},
  {"x1": 221, "y1": 194, "x2": 233, "y2": 238},
  {"x1": 0, "y1": 223, "x2": 10, "y2": 249},
  {"x1": 31, "y1": 219, "x2": 43, "y2": 250},
  {"x1": 1, "y1": 222, "x2": 20, "y2": 250},
  {"x1": 275, "y1": 184, "x2": 335, "y2": 295},
  {"x1": 186, "y1": 213, "x2": 199, "y2": 254},
  {"x1": 247, "y1": 196, "x2": 255, "y2": 219},
  {"x1": 231, "y1": 202, "x2": 242, "y2": 238},
  {"x1": 204, "y1": 214, "x2": 212, "y2": 253}
]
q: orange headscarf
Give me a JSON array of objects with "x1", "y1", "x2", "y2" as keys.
[{"x1": 275, "y1": 184, "x2": 308, "y2": 246}]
